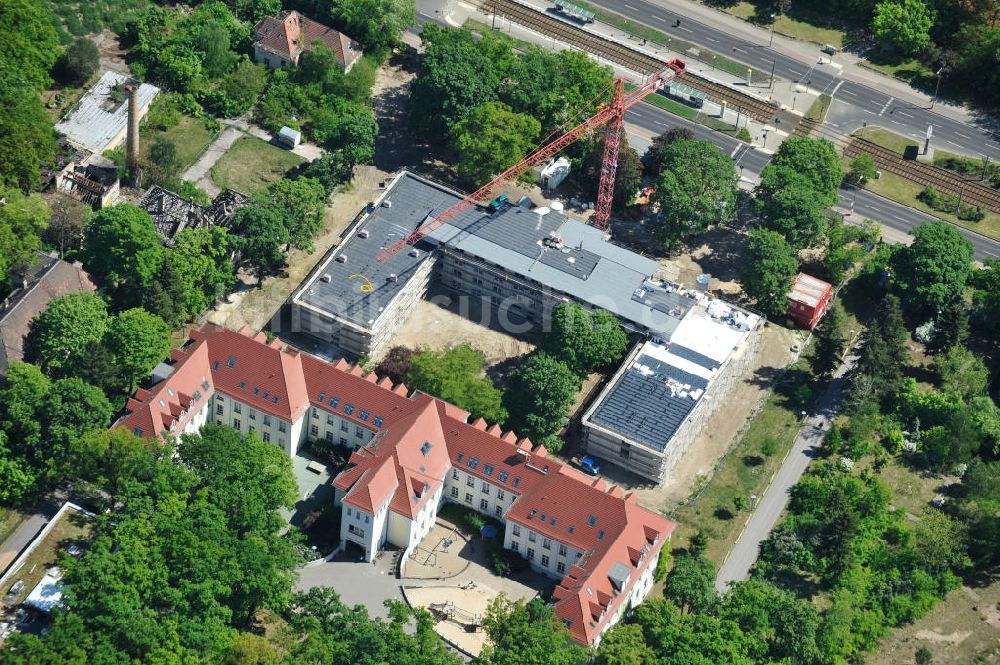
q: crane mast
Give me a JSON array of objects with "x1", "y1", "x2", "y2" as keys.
[{"x1": 375, "y1": 60, "x2": 685, "y2": 263}]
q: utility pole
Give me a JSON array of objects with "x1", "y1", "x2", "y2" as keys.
[
  {"x1": 930, "y1": 67, "x2": 944, "y2": 109},
  {"x1": 768, "y1": 61, "x2": 776, "y2": 91},
  {"x1": 769, "y1": 14, "x2": 776, "y2": 46},
  {"x1": 492, "y1": 0, "x2": 497, "y2": 30}
]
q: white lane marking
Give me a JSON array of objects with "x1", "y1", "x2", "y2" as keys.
[
  {"x1": 840, "y1": 88, "x2": 857, "y2": 97},
  {"x1": 947, "y1": 140, "x2": 963, "y2": 148},
  {"x1": 653, "y1": 15, "x2": 667, "y2": 22},
  {"x1": 624, "y1": 3, "x2": 638, "y2": 9},
  {"x1": 878, "y1": 97, "x2": 894, "y2": 116},
  {"x1": 863, "y1": 109, "x2": 877, "y2": 115},
  {"x1": 955, "y1": 131, "x2": 971, "y2": 139},
  {"x1": 829, "y1": 122, "x2": 840, "y2": 127},
  {"x1": 678, "y1": 25, "x2": 693, "y2": 33},
  {"x1": 895, "y1": 110, "x2": 913, "y2": 118},
  {"x1": 730, "y1": 144, "x2": 742, "y2": 158},
  {"x1": 705, "y1": 36, "x2": 719, "y2": 42},
  {"x1": 830, "y1": 80, "x2": 844, "y2": 96},
  {"x1": 733, "y1": 47, "x2": 747, "y2": 54}
]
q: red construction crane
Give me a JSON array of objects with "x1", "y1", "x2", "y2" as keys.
[{"x1": 376, "y1": 60, "x2": 685, "y2": 263}]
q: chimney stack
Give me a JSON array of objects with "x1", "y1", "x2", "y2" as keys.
[{"x1": 125, "y1": 83, "x2": 140, "y2": 182}]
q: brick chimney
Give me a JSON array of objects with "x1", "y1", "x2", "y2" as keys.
[{"x1": 125, "y1": 83, "x2": 140, "y2": 181}]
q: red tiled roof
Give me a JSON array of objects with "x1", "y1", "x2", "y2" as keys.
[
  {"x1": 343, "y1": 458, "x2": 398, "y2": 513},
  {"x1": 253, "y1": 10, "x2": 362, "y2": 68},
  {"x1": 0, "y1": 253, "x2": 96, "y2": 374}
]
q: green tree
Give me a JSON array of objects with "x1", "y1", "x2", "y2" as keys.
[
  {"x1": 542, "y1": 303, "x2": 628, "y2": 376},
  {"x1": 0, "y1": 0, "x2": 60, "y2": 89},
  {"x1": 0, "y1": 431, "x2": 36, "y2": 503},
  {"x1": 928, "y1": 297, "x2": 969, "y2": 352},
  {"x1": 0, "y1": 187, "x2": 49, "y2": 285},
  {"x1": 955, "y1": 460, "x2": 1000, "y2": 566},
  {"x1": 67, "y1": 428, "x2": 154, "y2": 496},
  {"x1": 221, "y1": 632, "x2": 278, "y2": 665},
  {"x1": 719, "y1": 578, "x2": 820, "y2": 664},
  {"x1": 29, "y1": 293, "x2": 110, "y2": 374},
  {"x1": 38, "y1": 377, "x2": 114, "y2": 470},
  {"x1": 0, "y1": 362, "x2": 51, "y2": 456},
  {"x1": 83, "y1": 204, "x2": 165, "y2": 304},
  {"x1": 405, "y1": 345, "x2": 508, "y2": 423},
  {"x1": 255, "y1": 178, "x2": 328, "y2": 251},
  {"x1": 740, "y1": 228, "x2": 798, "y2": 319},
  {"x1": 654, "y1": 139, "x2": 738, "y2": 246},
  {"x1": 149, "y1": 136, "x2": 181, "y2": 181},
  {"x1": 307, "y1": 98, "x2": 378, "y2": 166},
  {"x1": 755, "y1": 166, "x2": 828, "y2": 248},
  {"x1": 933, "y1": 345, "x2": 988, "y2": 400},
  {"x1": 196, "y1": 21, "x2": 237, "y2": 78},
  {"x1": 450, "y1": 102, "x2": 541, "y2": 186},
  {"x1": 503, "y1": 351, "x2": 580, "y2": 450},
  {"x1": 410, "y1": 26, "x2": 499, "y2": 135},
  {"x1": 632, "y1": 597, "x2": 755, "y2": 665},
  {"x1": 55, "y1": 37, "x2": 100, "y2": 86},
  {"x1": 167, "y1": 226, "x2": 236, "y2": 321},
  {"x1": 768, "y1": 137, "x2": 842, "y2": 206},
  {"x1": 642, "y1": 127, "x2": 695, "y2": 176},
  {"x1": 872, "y1": 0, "x2": 936, "y2": 56},
  {"x1": 664, "y1": 553, "x2": 717, "y2": 614},
  {"x1": 847, "y1": 153, "x2": 878, "y2": 186},
  {"x1": 0, "y1": 69, "x2": 57, "y2": 192},
  {"x1": 851, "y1": 293, "x2": 909, "y2": 406},
  {"x1": 329, "y1": 0, "x2": 416, "y2": 50},
  {"x1": 595, "y1": 623, "x2": 655, "y2": 665},
  {"x1": 812, "y1": 302, "x2": 847, "y2": 379},
  {"x1": 477, "y1": 596, "x2": 587, "y2": 665},
  {"x1": 578, "y1": 137, "x2": 644, "y2": 211},
  {"x1": 971, "y1": 259, "x2": 1000, "y2": 329},
  {"x1": 892, "y1": 221, "x2": 974, "y2": 319},
  {"x1": 229, "y1": 204, "x2": 291, "y2": 283},
  {"x1": 107, "y1": 308, "x2": 172, "y2": 391}
]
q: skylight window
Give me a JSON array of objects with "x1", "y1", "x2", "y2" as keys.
[
  {"x1": 272, "y1": 396, "x2": 279, "y2": 404},
  {"x1": 253, "y1": 387, "x2": 260, "y2": 396},
  {"x1": 457, "y1": 453, "x2": 464, "y2": 463},
  {"x1": 132, "y1": 427, "x2": 144, "y2": 436},
  {"x1": 359, "y1": 410, "x2": 369, "y2": 421},
  {"x1": 167, "y1": 388, "x2": 175, "y2": 397},
  {"x1": 512, "y1": 477, "x2": 520, "y2": 488},
  {"x1": 598, "y1": 529, "x2": 605, "y2": 540},
  {"x1": 568, "y1": 526, "x2": 575, "y2": 534},
  {"x1": 192, "y1": 390, "x2": 202, "y2": 401},
  {"x1": 483, "y1": 464, "x2": 494, "y2": 477},
  {"x1": 239, "y1": 381, "x2": 246, "y2": 389},
  {"x1": 212, "y1": 360, "x2": 220, "y2": 370},
  {"x1": 263, "y1": 391, "x2": 270, "y2": 400},
  {"x1": 587, "y1": 515, "x2": 597, "y2": 527},
  {"x1": 540, "y1": 513, "x2": 547, "y2": 522},
  {"x1": 318, "y1": 391, "x2": 326, "y2": 402},
  {"x1": 343, "y1": 404, "x2": 355, "y2": 415},
  {"x1": 201, "y1": 379, "x2": 210, "y2": 391},
  {"x1": 158, "y1": 399, "x2": 166, "y2": 407},
  {"x1": 420, "y1": 442, "x2": 432, "y2": 456},
  {"x1": 373, "y1": 416, "x2": 384, "y2": 427},
  {"x1": 227, "y1": 355, "x2": 236, "y2": 368},
  {"x1": 329, "y1": 396, "x2": 339, "y2": 408},
  {"x1": 498, "y1": 471, "x2": 509, "y2": 482},
  {"x1": 468, "y1": 457, "x2": 479, "y2": 469},
  {"x1": 550, "y1": 517, "x2": 557, "y2": 526}
]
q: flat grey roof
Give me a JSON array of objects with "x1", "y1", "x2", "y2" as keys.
[
  {"x1": 295, "y1": 171, "x2": 685, "y2": 337},
  {"x1": 590, "y1": 348, "x2": 709, "y2": 453},
  {"x1": 55, "y1": 71, "x2": 159, "y2": 153}
]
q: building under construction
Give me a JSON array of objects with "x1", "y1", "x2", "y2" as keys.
[{"x1": 290, "y1": 170, "x2": 694, "y2": 359}]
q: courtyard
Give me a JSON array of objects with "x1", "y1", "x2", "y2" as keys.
[{"x1": 402, "y1": 519, "x2": 551, "y2": 657}]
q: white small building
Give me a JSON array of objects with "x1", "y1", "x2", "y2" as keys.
[
  {"x1": 22, "y1": 568, "x2": 64, "y2": 614},
  {"x1": 277, "y1": 126, "x2": 301, "y2": 149},
  {"x1": 537, "y1": 157, "x2": 572, "y2": 191},
  {"x1": 54, "y1": 71, "x2": 159, "y2": 154}
]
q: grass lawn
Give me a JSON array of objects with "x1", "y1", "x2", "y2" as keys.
[
  {"x1": 0, "y1": 508, "x2": 26, "y2": 550},
  {"x1": 855, "y1": 127, "x2": 918, "y2": 154},
  {"x1": 803, "y1": 94, "x2": 831, "y2": 123},
  {"x1": 628, "y1": 85, "x2": 750, "y2": 140},
  {"x1": 141, "y1": 116, "x2": 217, "y2": 171},
  {"x1": 669, "y1": 346, "x2": 816, "y2": 565},
  {"x1": 876, "y1": 459, "x2": 947, "y2": 516},
  {"x1": 722, "y1": 3, "x2": 846, "y2": 47},
  {"x1": 210, "y1": 136, "x2": 305, "y2": 195},
  {"x1": 845, "y1": 156, "x2": 1000, "y2": 240},
  {"x1": 3, "y1": 509, "x2": 93, "y2": 605},
  {"x1": 862, "y1": 55, "x2": 936, "y2": 91}
]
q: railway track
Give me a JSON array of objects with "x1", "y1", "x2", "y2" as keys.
[
  {"x1": 478, "y1": 0, "x2": 780, "y2": 123},
  {"x1": 845, "y1": 138, "x2": 1000, "y2": 213}
]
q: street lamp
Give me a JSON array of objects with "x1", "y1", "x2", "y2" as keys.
[
  {"x1": 931, "y1": 67, "x2": 944, "y2": 109},
  {"x1": 769, "y1": 14, "x2": 776, "y2": 46}
]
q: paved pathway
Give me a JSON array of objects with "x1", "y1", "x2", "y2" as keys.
[
  {"x1": 181, "y1": 124, "x2": 244, "y2": 197},
  {"x1": 715, "y1": 352, "x2": 856, "y2": 592},
  {"x1": 0, "y1": 491, "x2": 68, "y2": 579}
]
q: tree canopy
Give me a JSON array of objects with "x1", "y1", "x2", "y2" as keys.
[
  {"x1": 892, "y1": 221, "x2": 974, "y2": 319},
  {"x1": 450, "y1": 102, "x2": 541, "y2": 186},
  {"x1": 405, "y1": 345, "x2": 508, "y2": 424},
  {"x1": 542, "y1": 302, "x2": 628, "y2": 377},
  {"x1": 327, "y1": 0, "x2": 416, "y2": 51},
  {"x1": 872, "y1": 0, "x2": 936, "y2": 56},
  {"x1": 739, "y1": 228, "x2": 799, "y2": 319},
  {"x1": 29, "y1": 292, "x2": 110, "y2": 374},
  {"x1": 767, "y1": 137, "x2": 842, "y2": 207},
  {"x1": 503, "y1": 351, "x2": 580, "y2": 451},
  {"x1": 54, "y1": 37, "x2": 100, "y2": 86},
  {"x1": 0, "y1": 188, "x2": 49, "y2": 287},
  {"x1": 476, "y1": 596, "x2": 587, "y2": 665},
  {"x1": 0, "y1": 68, "x2": 57, "y2": 192},
  {"x1": 106, "y1": 308, "x2": 172, "y2": 391},
  {"x1": 754, "y1": 165, "x2": 828, "y2": 249},
  {"x1": 654, "y1": 139, "x2": 738, "y2": 246},
  {"x1": 0, "y1": 0, "x2": 59, "y2": 90}
]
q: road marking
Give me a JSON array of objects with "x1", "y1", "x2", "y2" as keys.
[
  {"x1": 878, "y1": 97, "x2": 894, "y2": 116},
  {"x1": 863, "y1": 109, "x2": 877, "y2": 115},
  {"x1": 840, "y1": 88, "x2": 857, "y2": 97},
  {"x1": 955, "y1": 131, "x2": 971, "y2": 139},
  {"x1": 829, "y1": 122, "x2": 840, "y2": 128},
  {"x1": 653, "y1": 14, "x2": 667, "y2": 22},
  {"x1": 830, "y1": 80, "x2": 844, "y2": 96},
  {"x1": 733, "y1": 47, "x2": 747, "y2": 54},
  {"x1": 678, "y1": 25, "x2": 693, "y2": 33},
  {"x1": 730, "y1": 144, "x2": 742, "y2": 158},
  {"x1": 947, "y1": 140, "x2": 963, "y2": 148},
  {"x1": 705, "y1": 36, "x2": 718, "y2": 42},
  {"x1": 624, "y1": 3, "x2": 638, "y2": 8},
  {"x1": 895, "y1": 110, "x2": 913, "y2": 118}
]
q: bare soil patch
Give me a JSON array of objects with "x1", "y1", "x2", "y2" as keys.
[{"x1": 93, "y1": 30, "x2": 129, "y2": 74}]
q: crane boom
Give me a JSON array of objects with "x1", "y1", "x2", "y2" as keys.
[{"x1": 375, "y1": 60, "x2": 685, "y2": 263}]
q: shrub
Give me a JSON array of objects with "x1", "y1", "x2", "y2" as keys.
[
  {"x1": 761, "y1": 436, "x2": 779, "y2": 457},
  {"x1": 55, "y1": 37, "x2": 100, "y2": 86},
  {"x1": 735, "y1": 127, "x2": 752, "y2": 143}
]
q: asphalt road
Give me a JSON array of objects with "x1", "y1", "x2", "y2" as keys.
[
  {"x1": 586, "y1": 0, "x2": 1000, "y2": 161},
  {"x1": 715, "y1": 353, "x2": 855, "y2": 592},
  {"x1": 625, "y1": 102, "x2": 1000, "y2": 261}
]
